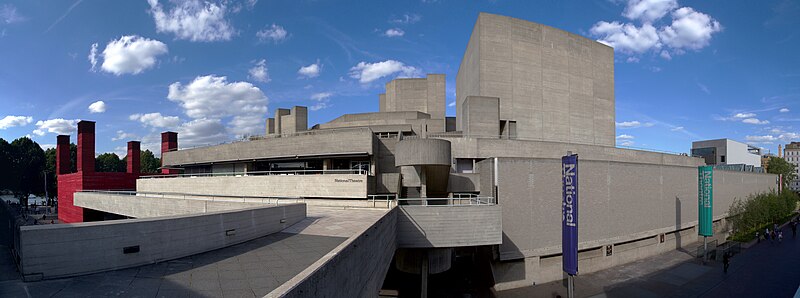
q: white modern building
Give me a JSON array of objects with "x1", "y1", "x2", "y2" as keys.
[{"x1": 691, "y1": 138, "x2": 762, "y2": 168}]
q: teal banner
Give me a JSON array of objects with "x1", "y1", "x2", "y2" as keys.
[{"x1": 698, "y1": 166, "x2": 713, "y2": 236}]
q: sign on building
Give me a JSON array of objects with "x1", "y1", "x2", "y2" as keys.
[
  {"x1": 698, "y1": 166, "x2": 713, "y2": 237},
  {"x1": 562, "y1": 154, "x2": 578, "y2": 275}
]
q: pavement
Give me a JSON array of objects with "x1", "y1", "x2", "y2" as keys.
[
  {"x1": 0, "y1": 206, "x2": 388, "y2": 298},
  {"x1": 498, "y1": 225, "x2": 800, "y2": 298}
]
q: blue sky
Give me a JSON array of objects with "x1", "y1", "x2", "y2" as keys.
[{"x1": 0, "y1": 0, "x2": 798, "y2": 156}]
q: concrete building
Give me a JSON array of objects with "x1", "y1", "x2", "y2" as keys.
[
  {"x1": 691, "y1": 138, "x2": 762, "y2": 168},
  {"x1": 784, "y1": 142, "x2": 800, "y2": 191},
  {"x1": 38, "y1": 12, "x2": 777, "y2": 295}
]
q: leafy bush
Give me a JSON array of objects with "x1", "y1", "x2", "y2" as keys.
[{"x1": 727, "y1": 190, "x2": 799, "y2": 242}]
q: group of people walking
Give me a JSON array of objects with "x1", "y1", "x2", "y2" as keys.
[{"x1": 756, "y1": 218, "x2": 798, "y2": 245}]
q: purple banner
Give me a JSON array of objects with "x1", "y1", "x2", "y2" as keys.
[{"x1": 562, "y1": 154, "x2": 578, "y2": 276}]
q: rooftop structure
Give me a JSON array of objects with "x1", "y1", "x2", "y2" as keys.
[{"x1": 691, "y1": 138, "x2": 763, "y2": 169}]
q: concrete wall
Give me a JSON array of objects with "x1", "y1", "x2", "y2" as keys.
[
  {"x1": 270, "y1": 209, "x2": 397, "y2": 298},
  {"x1": 162, "y1": 127, "x2": 374, "y2": 166},
  {"x1": 448, "y1": 173, "x2": 481, "y2": 193},
  {"x1": 479, "y1": 157, "x2": 776, "y2": 288},
  {"x1": 462, "y1": 96, "x2": 500, "y2": 137},
  {"x1": 73, "y1": 192, "x2": 269, "y2": 218},
  {"x1": 137, "y1": 174, "x2": 369, "y2": 199},
  {"x1": 692, "y1": 139, "x2": 761, "y2": 167},
  {"x1": 396, "y1": 205, "x2": 502, "y2": 248},
  {"x1": 383, "y1": 75, "x2": 445, "y2": 122},
  {"x1": 456, "y1": 12, "x2": 615, "y2": 146},
  {"x1": 395, "y1": 139, "x2": 452, "y2": 166},
  {"x1": 18, "y1": 204, "x2": 306, "y2": 280}
]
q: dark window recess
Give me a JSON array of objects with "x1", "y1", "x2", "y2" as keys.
[
  {"x1": 720, "y1": 155, "x2": 726, "y2": 163},
  {"x1": 123, "y1": 245, "x2": 140, "y2": 254},
  {"x1": 605, "y1": 245, "x2": 613, "y2": 256},
  {"x1": 226, "y1": 229, "x2": 236, "y2": 236}
]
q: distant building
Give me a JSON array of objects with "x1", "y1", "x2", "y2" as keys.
[
  {"x1": 691, "y1": 139, "x2": 762, "y2": 168},
  {"x1": 761, "y1": 153, "x2": 776, "y2": 173},
  {"x1": 784, "y1": 142, "x2": 800, "y2": 191}
]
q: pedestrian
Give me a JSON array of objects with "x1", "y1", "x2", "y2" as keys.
[
  {"x1": 723, "y1": 252, "x2": 730, "y2": 273},
  {"x1": 766, "y1": 227, "x2": 771, "y2": 242},
  {"x1": 779, "y1": 231, "x2": 784, "y2": 243},
  {"x1": 756, "y1": 231, "x2": 761, "y2": 243},
  {"x1": 792, "y1": 221, "x2": 797, "y2": 238}
]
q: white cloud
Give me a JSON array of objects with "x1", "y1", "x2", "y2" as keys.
[
  {"x1": 309, "y1": 92, "x2": 333, "y2": 111},
  {"x1": 167, "y1": 75, "x2": 268, "y2": 136},
  {"x1": 310, "y1": 102, "x2": 329, "y2": 111},
  {"x1": 176, "y1": 118, "x2": 229, "y2": 147},
  {"x1": 256, "y1": 24, "x2": 288, "y2": 43},
  {"x1": 129, "y1": 113, "x2": 181, "y2": 128},
  {"x1": 298, "y1": 60, "x2": 321, "y2": 78},
  {"x1": 623, "y1": 0, "x2": 678, "y2": 22},
  {"x1": 780, "y1": 108, "x2": 790, "y2": 113},
  {"x1": 248, "y1": 59, "x2": 270, "y2": 83},
  {"x1": 99, "y1": 35, "x2": 168, "y2": 75},
  {"x1": 590, "y1": 21, "x2": 661, "y2": 54},
  {"x1": 616, "y1": 134, "x2": 635, "y2": 139},
  {"x1": 349, "y1": 60, "x2": 421, "y2": 84},
  {"x1": 148, "y1": 0, "x2": 235, "y2": 42},
  {"x1": 734, "y1": 112, "x2": 756, "y2": 118},
  {"x1": 659, "y1": 7, "x2": 722, "y2": 51},
  {"x1": 1, "y1": 4, "x2": 25, "y2": 24},
  {"x1": 619, "y1": 140, "x2": 635, "y2": 146},
  {"x1": 697, "y1": 82, "x2": 710, "y2": 94},
  {"x1": 310, "y1": 92, "x2": 332, "y2": 101},
  {"x1": 615, "y1": 120, "x2": 654, "y2": 128},
  {"x1": 742, "y1": 118, "x2": 769, "y2": 125},
  {"x1": 746, "y1": 135, "x2": 778, "y2": 142},
  {"x1": 88, "y1": 100, "x2": 106, "y2": 113},
  {"x1": 670, "y1": 126, "x2": 684, "y2": 131},
  {"x1": 88, "y1": 43, "x2": 98, "y2": 71},
  {"x1": 0, "y1": 115, "x2": 33, "y2": 129},
  {"x1": 32, "y1": 119, "x2": 77, "y2": 136},
  {"x1": 384, "y1": 28, "x2": 405, "y2": 37},
  {"x1": 590, "y1": 3, "x2": 721, "y2": 59},
  {"x1": 390, "y1": 13, "x2": 421, "y2": 24},
  {"x1": 626, "y1": 56, "x2": 640, "y2": 63},
  {"x1": 448, "y1": 101, "x2": 455, "y2": 107},
  {"x1": 112, "y1": 130, "x2": 138, "y2": 141}
]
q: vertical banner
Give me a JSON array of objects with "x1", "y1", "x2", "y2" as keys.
[
  {"x1": 698, "y1": 166, "x2": 713, "y2": 237},
  {"x1": 562, "y1": 154, "x2": 578, "y2": 276}
]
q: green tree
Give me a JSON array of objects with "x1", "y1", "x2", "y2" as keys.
[
  {"x1": 9, "y1": 137, "x2": 46, "y2": 209},
  {"x1": 0, "y1": 138, "x2": 12, "y2": 193},
  {"x1": 44, "y1": 148, "x2": 57, "y2": 205},
  {"x1": 767, "y1": 157, "x2": 797, "y2": 191},
  {"x1": 140, "y1": 149, "x2": 161, "y2": 173},
  {"x1": 95, "y1": 153, "x2": 126, "y2": 172}
]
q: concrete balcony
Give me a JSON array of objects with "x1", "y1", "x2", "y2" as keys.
[{"x1": 396, "y1": 198, "x2": 502, "y2": 248}]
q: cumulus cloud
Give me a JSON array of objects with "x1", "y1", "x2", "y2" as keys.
[
  {"x1": 616, "y1": 134, "x2": 635, "y2": 139},
  {"x1": 88, "y1": 100, "x2": 106, "y2": 113},
  {"x1": 384, "y1": 28, "x2": 405, "y2": 37},
  {"x1": 623, "y1": 0, "x2": 678, "y2": 22},
  {"x1": 0, "y1": 115, "x2": 33, "y2": 129},
  {"x1": 148, "y1": 0, "x2": 235, "y2": 42},
  {"x1": 349, "y1": 60, "x2": 421, "y2": 84},
  {"x1": 780, "y1": 108, "x2": 790, "y2": 113},
  {"x1": 615, "y1": 120, "x2": 654, "y2": 128},
  {"x1": 390, "y1": 13, "x2": 421, "y2": 24},
  {"x1": 129, "y1": 113, "x2": 181, "y2": 128},
  {"x1": 176, "y1": 118, "x2": 229, "y2": 147},
  {"x1": 745, "y1": 135, "x2": 778, "y2": 142},
  {"x1": 670, "y1": 126, "x2": 684, "y2": 131},
  {"x1": 112, "y1": 130, "x2": 138, "y2": 141},
  {"x1": 309, "y1": 92, "x2": 333, "y2": 111},
  {"x1": 167, "y1": 75, "x2": 268, "y2": 136},
  {"x1": 448, "y1": 101, "x2": 455, "y2": 107},
  {"x1": 96, "y1": 35, "x2": 168, "y2": 75},
  {"x1": 298, "y1": 60, "x2": 321, "y2": 78},
  {"x1": 32, "y1": 119, "x2": 77, "y2": 136},
  {"x1": 88, "y1": 43, "x2": 98, "y2": 71},
  {"x1": 590, "y1": 1, "x2": 721, "y2": 59},
  {"x1": 256, "y1": 24, "x2": 288, "y2": 43},
  {"x1": 734, "y1": 112, "x2": 755, "y2": 119},
  {"x1": 742, "y1": 118, "x2": 769, "y2": 125},
  {"x1": 248, "y1": 59, "x2": 270, "y2": 83}
]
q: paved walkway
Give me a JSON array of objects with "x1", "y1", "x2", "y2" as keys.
[
  {"x1": 498, "y1": 227, "x2": 800, "y2": 298},
  {"x1": 0, "y1": 206, "x2": 388, "y2": 298}
]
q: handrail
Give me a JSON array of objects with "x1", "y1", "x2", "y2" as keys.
[
  {"x1": 368, "y1": 194, "x2": 398, "y2": 209},
  {"x1": 78, "y1": 190, "x2": 306, "y2": 205},
  {"x1": 396, "y1": 196, "x2": 496, "y2": 206},
  {"x1": 139, "y1": 169, "x2": 368, "y2": 179}
]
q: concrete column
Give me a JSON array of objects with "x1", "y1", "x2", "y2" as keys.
[
  {"x1": 126, "y1": 141, "x2": 140, "y2": 175},
  {"x1": 56, "y1": 135, "x2": 71, "y2": 175},
  {"x1": 77, "y1": 120, "x2": 95, "y2": 173},
  {"x1": 266, "y1": 118, "x2": 275, "y2": 135},
  {"x1": 274, "y1": 108, "x2": 290, "y2": 135},
  {"x1": 322, "y1": 159, "x2": 331, "y2": 170},
  {"x1": 420, "y1": 167, "x2": 427, "y2": 199}
]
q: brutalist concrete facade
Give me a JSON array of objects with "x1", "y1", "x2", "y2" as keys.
[{"x1": 456, "y1": 13, "x2": 615, "y2": 146}]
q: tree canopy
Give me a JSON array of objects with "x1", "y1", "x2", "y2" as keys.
[
  {"x1": 767, "y1": 156, "x2": 797, "y2": 191},
  {"x1": 96, "y1": 153, "x2": 126, "y2": 172}
]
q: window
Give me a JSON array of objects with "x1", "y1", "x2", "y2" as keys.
[
  {"x1": 350, "y1": 161, "x2": 370, "y2": 174},
  {"x1": 720, "y1": 155, "x2": 726, "y2": 163}
]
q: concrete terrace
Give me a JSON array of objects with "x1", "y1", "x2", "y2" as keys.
[{"x1": 0, "y1": 206, "x2": 388, "y2": 298}]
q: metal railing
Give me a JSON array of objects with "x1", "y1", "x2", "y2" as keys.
[
  {"x1": 139, "y1": 169, "x2": 368, "y2": 179},
  {"x1": 78, "y1": 190, "x2": 306, "y2": 205},
  {"x1": 397, "y1": 196, "x2": 496, "y2": 206},
  {"x1": 368, "y1": 194, "x2": 398, "y2": 208}
]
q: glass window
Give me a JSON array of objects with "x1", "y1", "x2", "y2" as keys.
[{"x1": 350, "y1": 161, "x2": 370, "y2": 174}]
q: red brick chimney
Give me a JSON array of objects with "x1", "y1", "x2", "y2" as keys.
[
  {"x1": 127, "y1": 141, "x2": 141, "y2": 175},
  {"x1": 56, "y1": 135, "x2": 71, "y2": 175},
  {"x1": 161, "y1": 131, "x2": 178, "y2": 174},
  {"x1": 77, "y1": 120, "x2": 95, "y2": 173}
]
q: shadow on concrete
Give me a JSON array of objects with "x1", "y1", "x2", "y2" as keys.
[{"x1": 0, "y1": 232, "x2": 346, "y2": 297}]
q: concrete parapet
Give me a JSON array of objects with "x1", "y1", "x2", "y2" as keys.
[
  {"x1": 73, "y1": 192, "x2": 270, "y2": 218},
  {"x1": 397, "y1": 205, "x2": 502, "y2": 248},
  {"x1": 18, "y1": 203, "x2": 306, "y2": 281},
  {"x1": 137, "y1": 174, "x2": 369, "y2": 199},
  {"x1": 395, "y1": 138, "x2": 452, "y2": 166}
]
